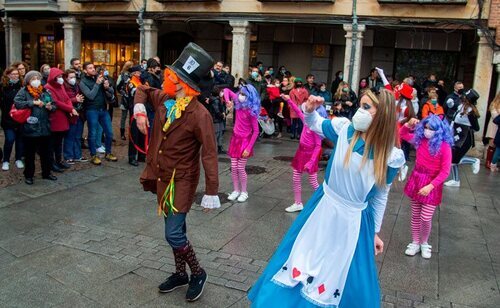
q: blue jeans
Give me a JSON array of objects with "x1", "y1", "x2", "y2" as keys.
[
  {"x1": 63, "y1": 118, "x2": 83, "y2": 160},
  {"x1": 164, "y1": 213, "x2": 188, "y2": 249},
  {"x1": 2, "y1": 127, "x2": 23, "y2": 162},
  {"x1": 96, "y1": 123, "x2": 103, "y2": 148},
  {"x1": 86, "y1": 109, "x2": 113, "y2": 156}
]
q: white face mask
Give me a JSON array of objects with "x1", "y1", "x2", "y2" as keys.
[
  {"x1": 68, "y1": 78, "x2": 77, "y2": 86},
  {"x1": 238, "y1": 94, "x2": 246, "y2": 103},
  {"x1": 424, "y1": 128, "x2": 435, "y2": 139},
  {"x1": 351, "y1": 108, "x2": 373, "y2": 132},
  {"x1": 219, "y1": 92, "x2": 224, "y2": 98},
  {"x1": 56, "y1": 77, "x2": 64, "y2": 85},
  {"x1": 30, "y1": 80, "x2": 41, "y2": 88}
]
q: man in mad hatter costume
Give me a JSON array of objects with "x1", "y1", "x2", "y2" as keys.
[{"x1": 134, "y1": 43, "x2": 220, "y2": 302}]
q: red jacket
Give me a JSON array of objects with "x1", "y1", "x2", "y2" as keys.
[
  {"x1": 289, "y1": 88, "x2": 309, "y2": 119},
  {"x1": 266, "y1": 86, "x2": 281, "y2": 101},
  {"x1": 45, "y1": 68, "x2": 74, "y2": 132}
]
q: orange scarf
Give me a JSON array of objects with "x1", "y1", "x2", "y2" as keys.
[
  {"x1": 130, "y1": 75, "x2": 142, "y2": 88},
  {"x1": 27, "y1": 85, "x2": 43, "y2": 100}
]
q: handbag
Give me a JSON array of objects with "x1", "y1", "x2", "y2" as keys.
[{"x1": 9, "y1": 104, "x2": 31, "y2": 124}]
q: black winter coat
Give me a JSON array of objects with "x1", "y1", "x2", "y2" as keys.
[{"x1": 0, "y1": 82, "x2": 22, "y2": 129}]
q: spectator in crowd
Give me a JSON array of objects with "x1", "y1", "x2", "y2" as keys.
[
  {"x1": 358, "y1": 78, "x2": 369, "y2": 96},
  {"x1": 247, "y1": 66, "x2": 268, "y2": 103},
  {"x1": 276, "y1": 66, "x2": 287, "y2": 81},
  {"x1": 305, "y1": 74, "x2": 317, "y2": 95},
  {"x1": 12, "y1": 61, "x2": 28, "y2": 79},
  {"x1": 40, "y1": 64, "x2": 51, "y2": 86},
  {"x1": 117, "y1": 60, "x2": 134, "y2": 140},
  {"x1": 422, "y1": 73, "x2": 438, "y2": 94},
  {"x1": 70, "y1": 58, "x2": 83, "y2": 80},
  {"x1": 330, "y1": 70, "x2": 343, "y2": 94},
  {"x1": 317, "y1": 82, "x2": 332, "y2": 103},
  {"x1": 212, "y1": 61, "x2": 227, "y2": 87},
  {"x1": 14, "y1": 70, "x2": 56, "y2": 184},
  {"x1": 333, "y1": 81, "x2": 358, "y2": 120},
  {"x1": 421, "y1": 86, "x2": 444, "y2": 119},
  {"x1": 143, "y1": 58, "x2": 162, "y2": 89},
  {"x1": 223, "y1": 64, "x2": 235, "y2": 90},
  {"x1": 0, "y1": 66, "x2": 24, "y2": 171},
  {"x1": 79, "y1": 62, "x2": 118, "y2": 165},
  {"x1": 256, "y1": 61, "x2": 264, "y2": 74},
  {"x1": 140, "y1": 59, "x2": 148, "y2": 70},
  {"x1": 367, "y1": 68, "x2": 383, "y2": 90},
  {"x1": 126, "y1": 65, "x2": 146, "y2": 166},
  {"x1": 45, "y1": 67, "x2": 79, "y2": 172},
  {"x1": 204, "y1": 86, "x2": 226, "y2": 154},
  {"x1": 444, "y1": 81, "x2": 464, "y2": 122},
  {"x1": 437, "y1": 79, "x2": 448, "y2": 105},
  {"x1": 63, "y1": 69, "x2": 86, "y2": 163},
  {"x1": 289, "y1": 78, "x2": 309, "y2": 139}
]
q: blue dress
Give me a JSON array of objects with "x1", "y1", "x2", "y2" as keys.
[{"x1": 248, "y1": 117, "x2": 403, "y2": 307}]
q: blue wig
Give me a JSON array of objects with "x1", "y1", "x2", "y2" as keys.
[
  {"x1": 413, "y1": 115, "x2": 454, "y2": 156},
  {"x1": 236, "y1": 84, "x2": 261, "y2": 118}
]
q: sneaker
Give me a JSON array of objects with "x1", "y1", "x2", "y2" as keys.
[
  {"x1": 90, "y1": 155, "x2": 102, "y2": 165},
  {"x1": 472, "y1": 158, "x2": 480, "y2": 174},
  {"x1": 398, "y1": 165, "x2": 409, "y2": 182},
  {"x1": 158, "y1": 272, "x2": 189, "y2": 293},
  {"x1": 2, "y1": 162, "x2": 9, "y2": 171},
  {"x1": 227, "y1": 191, "x2": 240, "y2": 201},
  {"x1": 76, "y1": 157, "x2": 88, "y2": 163},
  {"x1": 105, "y1": 153, "x2": 118, "y2": 162},
  {"x1": 15, "y1": 160, "x2": 24, "y2": 169},
  {"x1": 277, "y1": 112, "x2": 284, "y2": 119},
  {"x1": 405, "y1": 242, "x2": 421, "y2": 256},
  {"x1": 444, "y1": 180, "x2": 460, "y2": 187},
  {"x1": 186, "y1": 269, "x2": 207, "y2": 302},
  {"x1": 420, "y1": 243, "x2": 432, "y2": 259},
  {"x1": 66, "y1": 159, "x2": 76, "y2": 165},
  {"x1": 285, "y1": 203, "x2": 304, "y2": 213},
  {"x1": 237, "y1": 192, "x2": 249, "y2": 202},
  {"x1": 96, "y1": 146, "x2": 106, "y2": 154}
]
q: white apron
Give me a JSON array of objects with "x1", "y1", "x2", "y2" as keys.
[{"x1": 272, "y1": 122, "x2": 376, "y2": 307}]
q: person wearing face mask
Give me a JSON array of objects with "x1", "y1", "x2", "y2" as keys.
[
  {"x1": 445, "y1": 89, "x2": 481, "y2": 187},
  {"x1": 40, "y1": 64, "x2": 51, "y2": 86},
  {"x1": 143, "y1": 58, "x2": 163, "y2": 89},
  {"x1": 421, "y1": 87, "x2": 444, "y2": 119},
  {"x1": 249, "y1": 90, "x2": 405, "y2": 307},
  {"x1": 133, "y1": 43, "x2": 220, "y2": 301},
  {"x1": 333, "y1": 81, "x2": 358, "y2": 120},
  {"x1": 45, "y1": 67, "x2": 80, "y2": 172},
  {"x1": 0, "y1": 66, "x2": 24, "y2": 171},
  {"x1": 203, "y1": 86, "x2": 226, "y2": 154},
  {"x1": 399, "y1": 116, "x2": 453, "y2": 259},
  {"x1": 222, "y1": 64, "x2": 235, "y2": 90},
  {"x1": 317, "y1": 82, "x2": 332, "y2": 103},
  {"x1": 14, "y1": 71, "x2": 57, "y2": 185},
  {"x1": 247, "y1": 67, "x2": 268, "y2": 104},
  {"x1": 358, "y1": 78, "x2": 369, "y2": 96},
  {"x1": 444, "y1": 81, "x2": 464, "y2": 122},
  {"x1": 140, "y1": 59, "x2": 148, "y2": 71},
  {"x1": 63, "y1": 69, "x2": 86, "y2": 163},
  {"x1": 223, "y1": 84, "x2": 260, "y2": 203},
  {"x1": 117, "y1": 61, "x2": 135, "y2": 140}
]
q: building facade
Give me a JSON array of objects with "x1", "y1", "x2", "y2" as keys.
[{"x1": 1, "y1": 0, "x2": 498, "y2": 135}]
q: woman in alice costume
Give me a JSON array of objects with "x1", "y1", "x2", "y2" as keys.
[{"x1": 249, "y1": 89, "x2": 405, "y2": 307}]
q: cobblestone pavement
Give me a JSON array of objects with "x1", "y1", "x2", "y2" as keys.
[{"x1": 0, "y1": 130, "x2": 499, "y2": 307}]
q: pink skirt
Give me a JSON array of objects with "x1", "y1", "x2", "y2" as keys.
[
  {"x1": 228, "y1": 134, "x2": 254, "y2": 159},
  {"x1": 404, "y1": 164, "x2": 443, "y2": 206},
  {"x1": 291, "y1": 144, "x2": 320, "y2": 174}
]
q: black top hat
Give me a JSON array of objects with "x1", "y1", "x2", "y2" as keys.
[
  {"x1": 129, "y1": 65, "x2": 142, "y2": 73},
  {"x1": 464, "y1": 88, "x2": 480, "y2": 103},
  {"x1": 167, "y1": 42, "x2": 214, "y2": 92}
]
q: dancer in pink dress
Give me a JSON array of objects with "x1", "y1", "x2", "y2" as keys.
[
  {"x1": 281, "y1": 94, "x2": 323, "y2": 213},
  {"x1": 400, "y1": 115, "x2": 453, "y2": 259},
  {"x1": 224, "y1": 85, "x2": 260, "y2": 203}
]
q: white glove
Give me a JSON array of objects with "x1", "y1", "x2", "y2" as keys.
[
  {"x1": 200, "y1": 195, "x2": 221, "y2": 209},
  {"x1": 133, "y1": 103, "x2": 147, "y2": 116},
  {"x1": 375, "y1": 67, "x2": 389, "y2": 86}
]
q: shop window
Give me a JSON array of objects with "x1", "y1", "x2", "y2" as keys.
[
  {"x1": 39, "y1": 35, "x2": 56, "y2": 67},
  {"x1": 81, "y1": 41, "x2": 140, "y2": 78}
]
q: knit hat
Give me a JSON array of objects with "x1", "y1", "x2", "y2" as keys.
[
  {"x1": 24, "y1": 70, "x2": 42, "y2": 85},
  {"x1": 294, "y1": 78, "x2": 303, "y2": 83}
]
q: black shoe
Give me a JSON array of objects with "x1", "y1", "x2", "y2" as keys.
[
  {"x1": 158, "y1": 272, "x2": 189, "y2": 293},
  {"x1": 186, "y1": 269, "x2": 207, "y2": 302},
  {"x1": 42, "y1": 174, "x2": 57, "y2": 181},
  {"x1": 128, "y1": 159, "x2": 139, "y2": 166},
  {"x1": 57, "y1": 161, "x2": 71, "y2": 169},
  {"x1": 51, "y1": 164, "x2": 64, "y2": 173},
  {"x1": 24, "y1": 177, "x2": 34, "y2": 185}
]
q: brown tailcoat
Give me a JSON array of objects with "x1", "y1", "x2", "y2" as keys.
[{"x1": 134, "y1": 85, "x2": 219, "y2": 213}]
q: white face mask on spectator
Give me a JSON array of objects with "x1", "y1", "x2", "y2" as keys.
[
  {"x1": 56, "y1": 77, "x2": 64, "y2": 85},
  {"x1": 68, "y1": 78, "x2": 77, "y2": 86},
  {"x1": 30, "y1": 80, "x2": 41, "y2": 88}
]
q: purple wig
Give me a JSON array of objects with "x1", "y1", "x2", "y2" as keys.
[
  {"x1": 413, "y1": 115, "x2": 454, "y2": 156},
  {"x1": 236, "y1": 84, "x2": 261, "y2": 117}
]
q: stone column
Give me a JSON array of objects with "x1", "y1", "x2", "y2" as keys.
[
  {"x1": 343, "y1": 24, "x2": 366, "y2": 94},
  {"x1": 60, "y1": 17, "x2": 82, "y2": 70},
  {"x1": 143, "y1": 19, "x2": 158, "y2": 60},
  {"x1": 2, "y1": 17, "x2": 22, "y2": 64},
  {"x1": 472, "y1": 29, "x2": 494, "y2": 137},
  {"x1": 230, "y1": 20, "x2": 251, "y2": 85}
]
